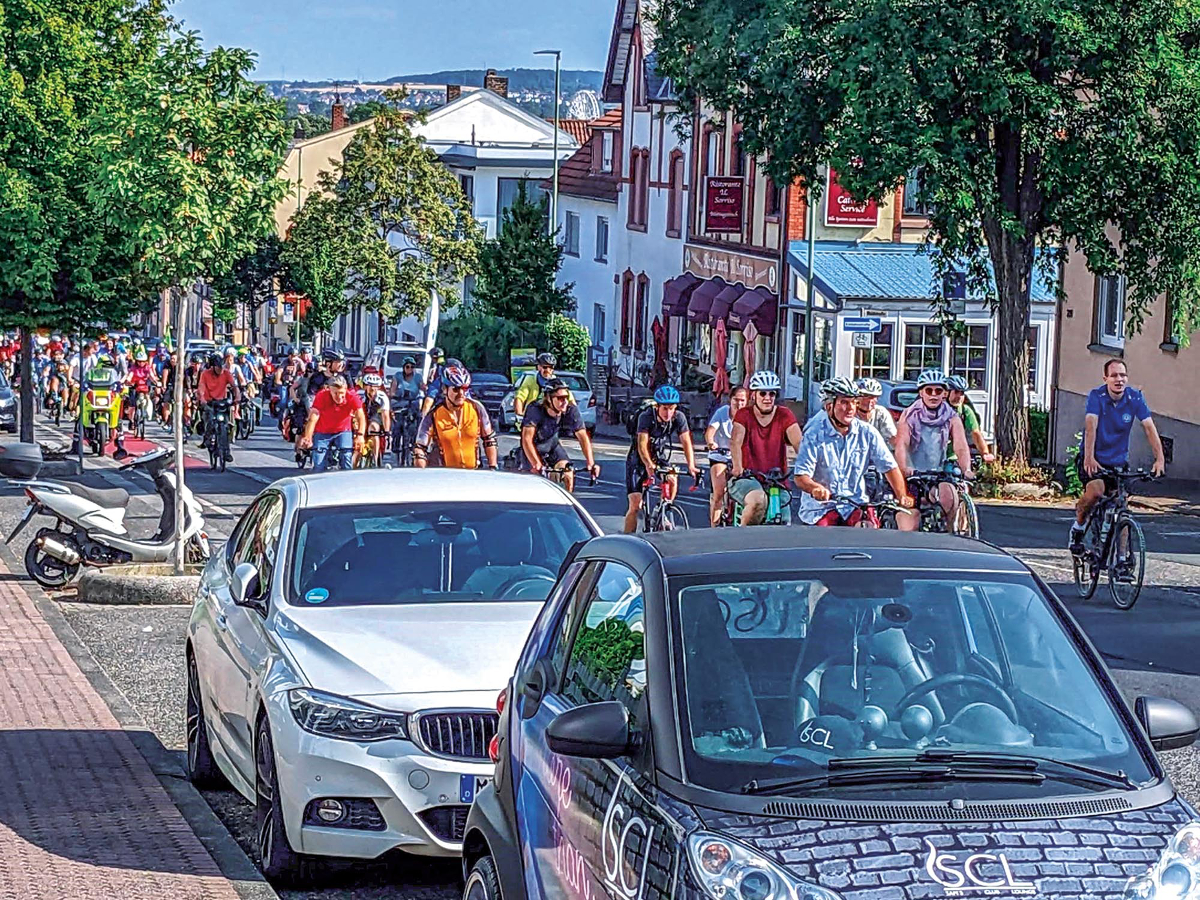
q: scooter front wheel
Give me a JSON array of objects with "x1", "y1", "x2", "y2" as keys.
[{"x1": 25, "y1": 535, "x2": 80, "y2": 588}]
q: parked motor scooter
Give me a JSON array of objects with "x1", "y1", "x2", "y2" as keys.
[
  {"x1": 5, "y1": 446, "x2": 210, "y2": 588},
  {"x1": 80, "y1": 362, "x2": 122, "y2": 456}
]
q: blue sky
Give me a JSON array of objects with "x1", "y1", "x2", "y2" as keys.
[{"x1": 171, "y1": 0, "x2": 614, "y2": 82}]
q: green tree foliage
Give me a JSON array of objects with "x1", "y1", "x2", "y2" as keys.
[
  {"x1": 286, "y1": 112, "x2": 332, "y2": 139},
  {"x1": 437, "y1": 312, "x2": 546, "y2": 374},
  {"x1": 348, "y1": 101, "x2": 387, "y2": 124},
  {"x1": 473, "y1": 182, "x2": 575, "y2": 323},
  {"x1": 654, "y1": 0, "x2": 1200, "y2": 460},
  {"x1": 211, "y1": 235, "x2": 287, "y2": 340},
  {"x1": 545, "y1": 313, "x2": 590, "y2": 372},
  {"x1": 280, "y1": 193, "x2": 353, "y2": 334}
]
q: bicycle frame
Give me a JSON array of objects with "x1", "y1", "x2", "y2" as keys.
[{"x1": 641, "y1": 466, "x2": 691, "y2": 532}]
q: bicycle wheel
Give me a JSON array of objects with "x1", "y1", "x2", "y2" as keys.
[
  {"x1": 658, "y1": 502, "x2": 689, "y2": 532},
  {"x1": 216, "y1": 424, "x2": 228, "y2": 473},
  {"x1": 877, "y1": 508, "x2": 898, "y2": 530},
  {"x1": 955, "y1": 492, "x2": 980, "y2": 538},
  {"x1": 1108, "y1": 514, "x2": 1146, "y2": 610},
  {"x1": 1073, "y1": 515, "x2": 1102, "y2": 600}
]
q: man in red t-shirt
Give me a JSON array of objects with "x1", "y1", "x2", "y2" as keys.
[
  {"x1": 730, "y1": 370, "x2": 803, "y2": 525},
  {"x1": 198, "y1": 354, "x2": 241, "y2": 462},
  {"x1": 297, "y1": 374, "x2": 366, "y2": 471}
]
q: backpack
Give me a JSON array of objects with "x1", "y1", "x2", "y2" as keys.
[{"x1": 625, "y1": 398, "x2": 657, "y2": 436}]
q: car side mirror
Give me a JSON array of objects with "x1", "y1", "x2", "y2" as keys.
[
  {"x1": 546, "y1": 701, "x2": 630, "y2": 759},
  {"x1": 1136, "y1": 695, "x2": 1200, "y2": 751},
  {"x1": 231, "y1": 562, "x2": 263, "y2": 611}
]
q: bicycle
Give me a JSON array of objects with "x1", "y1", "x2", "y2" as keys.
[
  {"x1": 1072, "y1": 467, "x2": 1153, "y2": 610},
  {"x1": 722, "y1": 469, "x2": 793, "y2": 527},
  {"x1": 906, "y1": 468, "x2": 979, "y2": 538},
  {"x1": 392, "y1": 404, "x2": 420, "y2": 467},
  {"x1": 641, "y1": 466, "x2": 697, "y2": 532},
  {"x1": 535, "y1": 461, "x2": 597, "y2": 494},
  {"x1": 355, "y1": 429, "x2": 389, "y2": 469},
  {"x1": 204, "y1": 399, "x2": 233, "y2": 472},
  {"x1": 827, "y1": 494, "x2": 918, "y2": 528}
]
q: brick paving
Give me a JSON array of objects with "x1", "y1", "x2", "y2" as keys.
[{"x1": 0, "y1": 559, "x2": 239, "y2": 899}]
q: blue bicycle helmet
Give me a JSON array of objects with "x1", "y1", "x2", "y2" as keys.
[{"x1": 653, "y1": 384, "x2": 681, "y2": 405}]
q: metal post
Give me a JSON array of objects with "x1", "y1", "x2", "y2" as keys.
[
  {"x1": 802, "y1": 182, "x2": 818, "y2": 413},
  {"x1": 172, "y1": 285, "x2": 187, "y2": 575},
  {"x1": 536, "y1": 50, "x2": 562, "y2": 237},
  {"x1": 294, "y1": 145, "x2": 304, "y2": 350},
  {"x1": 75, "y1": 325, "x2": 84, "y2": 468}
]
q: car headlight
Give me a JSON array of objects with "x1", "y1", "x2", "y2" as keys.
[
  {"x1": 288, "y1": 688, "x2": 409, "y2": 742},
  {"x1": 1125, "y1": 822, "x2": 1200, "y2": 900},
  {"x1": 687, "y1": 832, "x2": 843, "y2": 900}
]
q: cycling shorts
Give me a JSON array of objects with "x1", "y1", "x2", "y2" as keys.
[{"x1": 625, "y1": 451, "x2": 670, "y2": 495}]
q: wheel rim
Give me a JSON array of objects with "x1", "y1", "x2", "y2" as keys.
[
  {"x1": 662, "y1": 504, "x2": 689, "y2": 531},
  {"x1": 186, "y1": 659, "x2": 202, "y2": 773},
  {"x1": 256, "y1": 724, "x2": 275, "y2": 860},
  {"x1": 464, "y1": 872, "x2": 489, "y2": 900},
  {"x1": 1109, "y1": 518, "x2": 1145, "y2": 608}
]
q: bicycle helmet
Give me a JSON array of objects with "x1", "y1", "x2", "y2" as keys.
[
  {"x1": 442, "y1": 365, "x2": 471, "y2": 388},
  {"x1": 653, "y1": 384, "x2": 681, "y2": 405},
  {"x1": 855, "y1": 377, "x2": 883, "y2": 397},
  {"x1": 322, "y1": 347, "x2": 345, "y2": 362},
  {"x1": 748, "y1": 370, "x2": 782, "y2": 392},
  {"x1": 543, "y1": 377, "x2": 569, "y2": 395},
  {"x1": 207, "y1": 353, "x2": 223, "y2": 368},
  {"x1": 945, "y1": 374, "x2": 969, "y2": 392},
  {"x1": 362, "y1": 373, "x2": 384, "y2": 387},
  {"x1": 821, "y1": 376, "x2": 860, "y2": 402},
  {"x1": 401, "y1": 356, "x2": 415, "y2": 366},
  {"x1": 191, "y1": 352, "x2": 207, "y2": 365},
  {"x1": 134, "y1": 349, "x2": 148, "y2": 362},
  {"x1": 916, "y1": 368, "x2": 948, "y2": 388},
  {"x1": 431, "y1": 347, "x2": 444, "y2": 359},
  {"x1": 536, "y1": 352, "x2": 557, "y2": 367}
]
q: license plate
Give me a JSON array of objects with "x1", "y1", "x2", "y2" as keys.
[{"x1": 459, "y1": 774, "x2": 490, "y2": 804}]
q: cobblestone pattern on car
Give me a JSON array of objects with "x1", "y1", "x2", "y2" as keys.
[{"x1": 699, "y1": 800, "x2": 1195, "y2": 900}]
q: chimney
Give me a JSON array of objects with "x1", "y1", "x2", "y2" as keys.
[
  {"x1": 446, "y1": 84, "x2": 462, "y2": 104},
  {"x1": 484, "y1": 68, "x2": 509, "y2": 98},
  {"x1": 330, "y1": 88, "x2": 347, "y2": 131}
]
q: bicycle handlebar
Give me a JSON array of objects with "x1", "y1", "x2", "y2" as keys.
[{"x1": 829, "y1": 494, "x2": 918, "y2": 516}]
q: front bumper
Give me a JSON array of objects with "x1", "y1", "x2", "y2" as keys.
[{"x1": 273, "y1": 717, "x2": 492, "y2": 859}]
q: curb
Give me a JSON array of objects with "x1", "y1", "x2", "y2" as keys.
[
  {"x1": 77, "y1": 565, "x2": 201, "y2": 605},
  {"x1": 0, "y1": 536, "x2": 277, "y2": 900}
]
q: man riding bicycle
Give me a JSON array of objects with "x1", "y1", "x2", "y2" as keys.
[
  {"x1": 413, "y1": 365, "x2": 499, "y2": 469},
  {"x1": 1070, "y1": 359, "x2": 1165, "y2": 552},
  {"x1": 854, "y1": 377, "x2": 897, "y2": 448},
  {"x1": 513, "y1": 352, "x2": 575, "y2": 419},
  {"x1": 296, "y1": 374, "x2": 365, "y2": 472},
  {"x1": 197, "y1": 353, "x2": 240, "y2": 462},
  {"x1": 894, "y1": 369, "x2": 974, "y2": 532},
  {"x1": 623, "y1": 384, "x2": 699, "y2": 534},
  {"x1": 794, "y1": 377, "x2": 912, "y2": 526},
  {"x1": 520, "y1": 377, "x2": 600, "y2": 492},
  {"x1": 704, "y1": 386, "x2": 749, "y2": 527},
  {"x1": 357, "y1": 373, "x2": 392, "y2": 466},
  {"x1": 420, "y1": 347, "x2": 447, "y2": 416},
  {"x1": 729, "y1": 370, "x2": 803, "y2": 526}
]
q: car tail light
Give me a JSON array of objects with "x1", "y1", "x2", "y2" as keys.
[
  {"x1": 588, "y1": 395, "x2": 596, "y2": 408},
  {"x1": 488, "y1": 733, "x2": 500, "y2": 764},
  {"x1": 496, "y1": 687, "x2": 507, "y2": 715}
]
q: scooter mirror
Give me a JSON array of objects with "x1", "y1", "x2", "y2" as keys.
[{"x1": 231, "y1": 562, "x2": 262, "y2": 610}]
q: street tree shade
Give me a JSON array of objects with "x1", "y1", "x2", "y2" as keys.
[{"x1": 652, "y1": 0, "x2": 1200, "y2": 460}]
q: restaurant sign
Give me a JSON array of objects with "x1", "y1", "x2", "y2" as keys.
[
  {"x1": 684, "y1": 245, "x2": 778, "y2": 293},
  {"x1": 704, "y1": 176, "x2": 745, "y2": 234},
  {"x1": 825, "y1": 168, "x2": 880, "y2": 227}
]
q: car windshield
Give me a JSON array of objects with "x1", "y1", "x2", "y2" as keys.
[
  {"x1": 289, "y1": 502, "x2": 591, "y2": 606},
  {"x1": 559, "y1": 374, "x2": 590, "y2": 392},
  {"x1": 674, "y1": 571, "x2": 1154, "y2": 797},
  {"x1": 386, "y1": 350, "x2": 426, "y2": 370}
]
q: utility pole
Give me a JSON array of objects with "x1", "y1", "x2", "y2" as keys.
[
  {"x1": 535, "y1": 49, "x2": 562, "y2": 237},
  {"x1": 802, "y1": 180, "x2": 818, "y2": 415},
  {"x1": 172, "y1": 285, "x2": 187, "y2": 575}
]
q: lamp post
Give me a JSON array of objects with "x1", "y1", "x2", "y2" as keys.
[
  {"x1": 803, "y1": 179, "x2": 818, "y2": 416},
  {"x1": 534, "y1": 49, "x2": 562, "y2": 238}
]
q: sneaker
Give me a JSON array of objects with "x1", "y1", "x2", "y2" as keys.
[
  {"x1": 1068, "y1": 527, "x2": 1085, "y2": 553},
  {"x1": 223, "y1": 451, "x2": 234, "y2": 463}
]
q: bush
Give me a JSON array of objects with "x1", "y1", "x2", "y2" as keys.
[
  {"x1": 1029, "y1": 406, "x2": 1049, "y2": 460},
  {"x1": 1064, "y1": 431, "x2": 1084, "y2": 497},
  {"x1": 544, "y1": 313, "x2": 590, "y2": 372},
  {"x1": 972, "y1": 455, "x2": 1057, "y2": 498},
  {"x1": 437, "y1": 312, "x2": 545, "y2": 375}
]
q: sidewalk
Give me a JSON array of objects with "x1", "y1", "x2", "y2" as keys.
[
  {"x1": 1131, "y1": 476, "x2": 1200, "y2": 517},
  {"x1": 0, "y1": 554, "x2": 240, "y2": 898}
]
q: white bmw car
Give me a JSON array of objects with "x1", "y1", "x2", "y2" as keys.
[{"x1": 185, "y1": 469, "x2": 599, "y2": 884}]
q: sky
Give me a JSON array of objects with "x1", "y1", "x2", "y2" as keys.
[{"x1": 170, "y1": 0, "x2": 614, "y2": 82}]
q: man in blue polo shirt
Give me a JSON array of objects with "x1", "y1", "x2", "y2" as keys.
[{"x1": 1069, "y1": 359, "x2": 1165, "y2": 551}]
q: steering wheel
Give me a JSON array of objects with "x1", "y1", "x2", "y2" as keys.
[
  {"x1": 496, "y1": 572, "x2": 556, "y2": 600},
  {"x1": 890, "y1": 673, "x2": 1018, "y2": 722}
]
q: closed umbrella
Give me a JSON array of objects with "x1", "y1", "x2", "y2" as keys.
[
  {"x1": 742, "y1": 319, "x2": 759, "y2": 386},
  {"x1": 712, "y1": 318, "x2": 730, "y2": 397},
  {"x1": 651, "y1": 316, "x2": 669, "y2": 383}
]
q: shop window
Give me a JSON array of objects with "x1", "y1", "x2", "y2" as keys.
[
  {"x1": 706, "y1": 128, "x2": 722, "y2": 177},
  {"x1": 791, "y1": 312, "x2": 805, "y2": 378},
  {"x1": 635, "y1": 275, "x2": 649, "y2": 351},
  {"x1": 813, "y1": 316, "x2": 833, "y2": 381},
  {"x1": 902, "y1": 167, "x2": 933, "y2": 217},
  {"x1": 1095, "y1": 274, "x2": 1125, "y2": 349},
  {"x1": 853, "y1": 323, "x2": 894, "y2": 380},
  {"x1": 731, "y1": 130, "x2": 747, "y2": 177},
  {"x1": 620, "y1": 271, "x2": 634, "y2": 348},
  {"x1": 563, "y1": 212, "x2": 580, "y2": 257},
  {"x1": 902, "y1": 323, "x2": 944, "y2": 381},
  {"x1": 950, "y1": 324, "x2": 990, "y2": 390}
]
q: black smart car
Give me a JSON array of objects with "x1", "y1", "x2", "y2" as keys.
[{"x1": 462, "y1": 528, "x2": 1200, "y2": 900}]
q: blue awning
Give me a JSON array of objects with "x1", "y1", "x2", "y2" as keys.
[{"x1": 786, "y1": 241, "x2": 1059, "y2": 306}]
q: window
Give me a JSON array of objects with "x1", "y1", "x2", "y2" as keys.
[
  {"x1": 903, "y1": 323, "x2": 944, "y2": 380},
  {"x1": 731, "y1": 130, "x2": 747, "y2": 177},
  {"x1": 592, "y1": 303, "x2": 607, "y2": 348},
  {"x1": 706, "y1": 128, "x2": 722, "y2": 176},
  {"x1": 813, "y1": 315, "x2": 833, "y2": 382},
  {"x1": 546, "y1": 562, "x2": 600, "y2": 682},
  {"x1": 764, "y1": 178, "x2": 782, "y2": 218},
  {"x1": 595, "y1": 216, "x2": 609, "y2": 262},
  {"x1": 1027, "y1": 326, "x2": 1039, "y2": 391},
  {"x1": 497, "y1": 178, "x2": 548, "y2": 226},
  {"x1": 560, "y1": 562, "x2": 647, "y2": 732},
  {"x1": 459, "y1": 175, "x2": 475, "y2": 209},
  {"x1": 600, "y1": 131, "x2": 614, "y2": 173},
  {"x1": 1095, "y1": 274, "x2": 1125, "y2": 348},
  {"x1": 635, "y1": 275, "x2": 649, "y2": 351},
  {"x1": 1163, "y1": 293, "x2": 1182, "y2": 348},
  {"x1": 791, "y1": 312, "x2": 805, "y2": 377},
  {"x1": 667, "y1": 151, "x2": 684, "y2": 237},
  {"x1": 950, "y1": 324, "x2": 989, "y2": 390},
  {"x1": 902, "y1": 167, "x2": 933, "y2": 217},
  {"x1": 563, "y1": 211, "x2": 580, "y2": 257},
  {"x1": 620, "y1": 271, "x2": 634, "y2": 348},
  {"x1": 853, "y1": 322, "x2": 894, "y2": 380},
  {"x1": 628, "y1": 150, "x2": 648, "y2": 228},
  {"x1": 636, "y1": 149, "x2": 650, "y2": 228}
]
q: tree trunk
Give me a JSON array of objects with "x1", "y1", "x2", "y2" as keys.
[
  {"x1": 19, "y1": 328, "x2": 35, "y2": 444},
  {"x1": 982, "y1": 218, "x2": 1033, "y2": 462}
]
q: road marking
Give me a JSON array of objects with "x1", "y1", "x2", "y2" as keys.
[{"x1": 1162, "y1": 531, "x2": 1200, "y2": 538}]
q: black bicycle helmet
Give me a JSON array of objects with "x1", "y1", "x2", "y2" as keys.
[
  {"x1": 322, "y1": 347, "x2": 345, "y2": 362},
  {"x1": 536, "y1": 352, "x2": 557, "y2": 367},
  {"x1": 191, "y1": 352, "x2": 207, "y2": 365},
  {"x1": 207, "y1": 353, "x2": 223, "y2": 368},
  {"x1": 543, "y1": 377, "x2": 569, "y2": 395}
]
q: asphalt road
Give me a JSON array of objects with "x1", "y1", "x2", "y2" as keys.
[{"x1": 4, "y1": 413, "x2": 1200, "y2": 900}]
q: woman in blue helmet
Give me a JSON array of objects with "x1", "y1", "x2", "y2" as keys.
[{"x1": 623, "y1": 384, "x2": 700, "y2": 533}]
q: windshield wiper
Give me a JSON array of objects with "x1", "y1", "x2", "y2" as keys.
[
  {"x1": 911, "y1": 749, "x2": 1139, "y2": 789},
  {"x1": 742, "y1": 764, "x2": 1044, "y2": 795}
]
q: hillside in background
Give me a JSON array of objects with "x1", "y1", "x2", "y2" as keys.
[{"x1": 383, "y1": 68, "x2": 602, "y2": 93}]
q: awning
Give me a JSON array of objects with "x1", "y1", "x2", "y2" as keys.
[
  {"x1": 662, "y1": 272, "x2": 701, "y2": 318},
  {"x1": 730, "y1": 286, "x2": 778, "y2": 334},
  {"x1": 687, "y1": 277, "x2": 727, "y2": 322},
  {"x1": 708, "y1": 284, "x2": 744, "y2": 324}
]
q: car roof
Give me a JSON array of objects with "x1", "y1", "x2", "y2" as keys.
[
  {"x1": 275, "y1": 468, "x2": 585, "y2": 510},
  {"x1": 580, "y1": 528, "x2": 1026, "y2": 577}
]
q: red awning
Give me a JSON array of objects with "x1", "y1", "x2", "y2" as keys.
[
  {"x1": 687, "y1": 277, "x2": 726, "y2": 322},
  {"x1": 708, "y1": 284, "x2": 744, "y2": 324},
  {"x1": 730, "y1": 287, "x2": 778, "y2": 334},
  {"x1": 662, "y1": 272, "x2": 701, "y2": 317}
]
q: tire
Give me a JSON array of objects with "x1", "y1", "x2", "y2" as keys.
[
  {"x1": 217, "y1": 424, "x2": 229, "y2": 473},
  {"x1": 955, "y1": 492, "x2": 980, "y2": 538},
  {"x1": 255, "y1": 716, "x2": 313, "y2": 885},
  {"x1": 95, "y1": 420, "x2": 110, "y2": 456},
  {"x1": 185, "y1": 654, "x2": 226, "y2": 788},
  {"x1": 24, "y1": 532, "x2": 80, "y2": 588},
  {"x1": 658, "y1": 502, "x2": 689, "y2": 532},
  {"x1": 1108, "y1": 514, "x2": 1146, "y2": 610},
  {"x1": 464, "y1": 856, "x2": 503, "y2": 900},
  {"x1": 1073, "y1": 515, "x2": 1102, "y2": 600}
]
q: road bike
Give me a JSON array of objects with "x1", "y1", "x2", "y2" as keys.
[
  {"x1": 1073, "y1": 467, "x2": 1153, "y2": 610},
  {"x1": 535, "y1": 460, "x2": 597, "y2": 494},
  {"x1": 906, "y1": 468, "x2": 979, "y2": 538},
  {"x1": 720, "y1": 469, "x2": 793, "y2": 527},
  {"x1": 354, "y1": 428, "x2": 388, "y2": 469},
  {"x1": 641, "y1": 465, "x2": 696, "y2": 532}
]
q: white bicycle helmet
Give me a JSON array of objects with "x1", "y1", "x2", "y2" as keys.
[
  {"x1": 363, "y1": 373, "x2": 384, "y2": 387},
  {"x1": 821, "y1": 376, "x2": 860, "y2": 403},
  {"x1": 748, "y1": 370, "x2": 782, "y2": 392},
  {"x1": 915, "y1": 368, "x2": 948, "y2": 388},
  {"x1": 855, "y1": 377, "x2": 883, "y2": 397}
]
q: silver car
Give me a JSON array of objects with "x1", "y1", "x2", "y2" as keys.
[{"x1": 185, "y1": 469, "x2": 599, "y2": 885}]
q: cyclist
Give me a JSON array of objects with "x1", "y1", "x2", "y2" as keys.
[
  {"x1": 894, "y1": 369, "x2": 973, "y2": 532},
  {"x1": 182, "y1": 352, "x2": 205, "y2": 438},
  {"x1": 420, "y1": 347, "x2": 447, "y2": 415},
  {"x1": 854, "y1": 377, "x2": 897, "y2": 448},
  {"x1": 794, "y1": 377, "x2": 912, "y2": 526},
  {"x1": 729, "y1": 370, "x2": 803, "y2": 526},
  {"x1": 159, "y1": 346, "x2": 177, "y2": 429},
  {"x1": 704, "y1": 386, "x2": 749, "y2": 527},
  {"x1": 1070, "y1": 359, "x2": 1165, "y2": 552},
  {"x1": 296, "y1": 374, "x2": 365, "y2": 471},
  {"x1": 414, "y1": 365, "x2": 498, "y2": 469},
  {"x1": 946, "y1": 374, "x2": 994, "y2": 464},
  {"x1": 390, "y1": 356, "x2": 424, "y2": 412},
  {"x1": 520, "y1": 377, "x2": 600, "y2": 492},
  {"x1": 513, "y1": 352, "x2": 574, "y2": 419},
  {"x1": 197, "y1": 353, "x2": 240, "y2": 462},
  {"x1": 357, "y1": 372, "x2": 392, "y2": 466},
  {"x1": 623, "y1": 384, "x2": 699, "y2": 534}
]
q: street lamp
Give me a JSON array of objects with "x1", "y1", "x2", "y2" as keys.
[{"x1": 534, "y1": 49, "x2": 562, "y2": 238}]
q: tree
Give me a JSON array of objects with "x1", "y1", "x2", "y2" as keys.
[
  {"x1": 280, "y1": 193, "x2": 354, "y2": 335},
  {"x1": 545, "y1": 313, "x2": 590, "y2": 372},
  {"x1": 286, "y1": 112, "x2": 332, "y2": 139},
  {"x1": 348, "y1": 101, "x2": 387, "y2": 124},
  {"x1": 0, "y1": 0, "x2": 169, "y2": 441},
  {"x1": 211, "y1": 234, "x2": 286, "y2": 343},
  {"x1": 474, "y1": 182, "x2": 575, "y2": 323},
  {"x1": 654, "y1": 0, "x2": 1200, "y2": 460}
]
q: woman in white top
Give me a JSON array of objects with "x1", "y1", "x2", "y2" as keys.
[{"x1": 704, "y1": 386, "x2": 749, "y2": 527}]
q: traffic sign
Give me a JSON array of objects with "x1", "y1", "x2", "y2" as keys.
[
  {"x1": 843, "y1": 316, "x2": 882, "y2": 333},
  {"x1": 851, "y1": 332, "x2": 873, "y2": 348}
]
